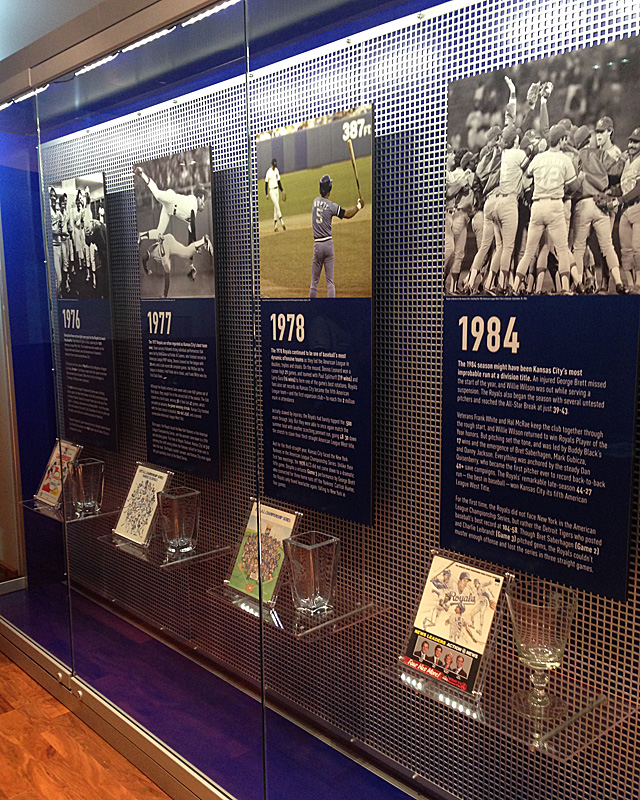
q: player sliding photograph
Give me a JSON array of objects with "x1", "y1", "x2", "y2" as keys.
[
  {"x1": 257, "y1": 105, "x2": 373, "y2": 298},
  {"x1": 134, "y1": 147, "x2": 215, "y2": 299}
]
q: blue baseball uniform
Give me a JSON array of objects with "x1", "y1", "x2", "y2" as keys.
[{"x1": 310, "y1": 196, "x2": 345, "y2": 298}]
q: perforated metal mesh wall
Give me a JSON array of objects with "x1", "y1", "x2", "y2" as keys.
[
  {"x1": 39, "y1": 1, "x2": 640, "y2": 799},
  {"x1": 40, "y1": 75, "x2": 268, "y2": 678}
]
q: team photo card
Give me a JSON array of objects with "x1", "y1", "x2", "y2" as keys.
[
  {"x1": 226, "y1": 501, "x2": 298, "y2": 606},
  {"x1": 112, "y1": 464, "x2": 172, "y2": 546},
  {"x1": 35, "y1": 439, "x2": 83, "y2": 508}
]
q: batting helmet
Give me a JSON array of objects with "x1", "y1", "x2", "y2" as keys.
[{"x1": 319, "y1": 174, "x2": 333, "y2": 196}]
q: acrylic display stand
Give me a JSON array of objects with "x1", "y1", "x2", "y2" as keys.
[
  {"x1": 98, "y1": 531, "x2": 229, "y2": 569},
  {"x1": 213, "y1": 582, "x2": 387, "y2": 642}
]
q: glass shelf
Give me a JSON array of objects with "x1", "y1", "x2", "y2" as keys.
[
  {"x1": 211, "y1": 583, "x2": 388, "y2": 641},
  {"x1": 97, "y1": 533, "x2": 230, "y2": 569},
  {"x1": 391, "y1": 652, "x2": 639, "y2": 762},
  {"x1": 23, "y1": 497, "x2": 121, "y2": 523}
]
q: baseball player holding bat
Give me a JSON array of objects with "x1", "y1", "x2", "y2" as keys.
[{"x1": 309, "y1": 173, "x2": 363, "y2": 298}]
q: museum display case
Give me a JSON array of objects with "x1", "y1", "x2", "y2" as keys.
[{"x1": 1, "y1": 1, "x2": 640, "y2": 799}]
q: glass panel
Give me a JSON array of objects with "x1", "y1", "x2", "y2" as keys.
[
  {"x1": 33, "y1": 4, "x2": 266, "y2": 798},
  {"x1": 0, "y1": 96, "x2": 73, "y2": 668},
  {"x1": 246, "y1": 3, "x2": 417, "y2": 799},
  {"x1": 248, "y1": 3, "x2": 640, "y2": 800}
]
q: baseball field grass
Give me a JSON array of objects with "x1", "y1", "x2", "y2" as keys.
[{"x1": 259, "y1": 156, "x2": 372, "y2": 298}]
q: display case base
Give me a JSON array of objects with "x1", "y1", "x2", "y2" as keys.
[{"x1": 23, "y1": 497, "x2": 121, "y2": 523}]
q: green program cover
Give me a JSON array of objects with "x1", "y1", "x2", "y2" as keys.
[{"x1": 227, "y1": 502, "x2": 298, "y2": 604}]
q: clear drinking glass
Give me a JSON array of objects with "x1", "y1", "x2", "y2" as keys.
[
  {"x1": 157, "y1": 487, "x2": 200, "y2": 554},
  {"x1": 506, "y1": 579, "x2": 577, "y2": 718},
  {"x1": 284, "y1": 531, "x2": 339, "y2": 613},
  {"x1": 69, "y1": 458, "x2": 105, "y2": 517}
]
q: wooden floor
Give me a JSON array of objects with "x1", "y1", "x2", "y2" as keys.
[{"x1": 0, "y1": 651, "x2": 174, "y2": 799}]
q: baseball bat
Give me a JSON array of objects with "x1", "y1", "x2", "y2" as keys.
[
  {"x1": 347, "y1": 139, "x2": 362, "y2": 199},
  {"x1": 430, "y1": 560, "x2": 457, "y2": 583}
]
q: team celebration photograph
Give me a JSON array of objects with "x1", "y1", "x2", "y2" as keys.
[
  {"x1": 445, "y1": 39, "x2": 640, "y2": 297},
  {"x1": 49, "y1": 173, "x2": 110, "y2": 299}
]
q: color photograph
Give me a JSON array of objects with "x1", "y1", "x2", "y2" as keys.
[
  {"x1": 257, "y1": 105, "x2": 373, "y2": 298},
  {"x1": 134, "y1": 147, "x2": 215, "y2": 299}
]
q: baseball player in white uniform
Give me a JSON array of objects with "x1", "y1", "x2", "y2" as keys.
[
  {"x1": 59, "y1": 194, "x2": 72, "y2": 290},
  {"x1": 265, "y1": 158, "x2": 286, "y2": 232},
  {"x1": 445, "y1": 604, "x2": 478, "y2": 645},
  {"x1": 595, "y1": 116, "x2": 623, "y2": 162},
  {"x1": 512, "y1": 124, "x2": 581, "y2": 294},
  {"x1": 71, "y1": 190, "x2": 86, "y2": 270},
  {"x1": 609, "y1": 127, "x2": 640, "y2": 290},
  {"x1": 135, "y1": 167, "x2": 207, "y2": 243},
  {"x1": 83, "y1": 188, "x2": 97, "y2": 284},
  {"x1": 141, "y1": 233, "x2": 213, "y2": 298},
  {"x1": 467, "y1": 578, "x2": 497, "y2": 634},
  {"x1": 49, "y1": 188, "x2": 63, "y2": 294},
  {"x1": 422, "y1": 569, "x2": 453, "y2": 627}
]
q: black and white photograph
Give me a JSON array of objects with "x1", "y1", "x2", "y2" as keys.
[
  {"x1": 445, "y1": 39, "x2": 640, "y2": 297},
  {"x1": 49, "y1": 173, "x2": 110, "y2": 299},
  {"x1": 134, "y1": 148, "x2": 215, "y2": 299}
]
